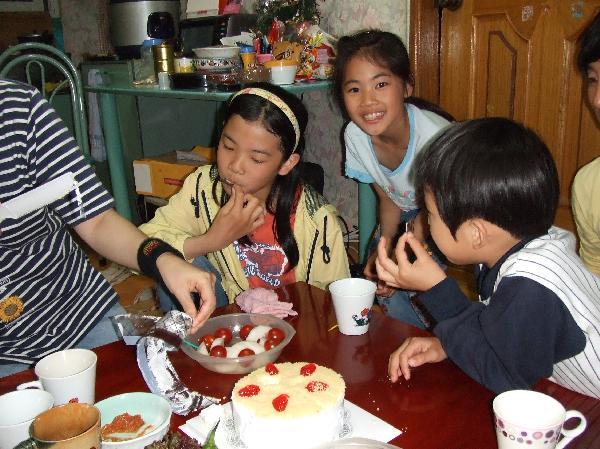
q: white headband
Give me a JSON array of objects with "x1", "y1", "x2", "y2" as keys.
[{"x1": 232, "y1": 87, "x2": 300, "y2": 152}]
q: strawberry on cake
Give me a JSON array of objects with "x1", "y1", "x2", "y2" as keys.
[{"x1": 231, "y1": 362, "x2": 346, "y2": 449}]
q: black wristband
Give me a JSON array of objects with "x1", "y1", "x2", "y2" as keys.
[{"x1": 137, "y1": 238, "x2": 184, "y2": 286}]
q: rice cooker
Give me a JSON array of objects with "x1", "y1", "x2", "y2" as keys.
[{"x1": 109, "y1": 0, "x2": 180, "y2": 59}]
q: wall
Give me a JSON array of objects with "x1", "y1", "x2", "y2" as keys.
[
  {"x1": 60, "y1": 0, "x2": 112, "y2": 62},
  {"x1": 58, "y1": 0, "x2": 410, "y2": 234}
]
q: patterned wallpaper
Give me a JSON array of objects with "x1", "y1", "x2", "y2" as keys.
[{"x1": 59, "y1": 0, "x2": 410, "y2": 234}]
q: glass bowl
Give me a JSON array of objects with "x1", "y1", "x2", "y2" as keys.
[{"x1": 182, "y1": 313, "x2": 296, "y2": 374}]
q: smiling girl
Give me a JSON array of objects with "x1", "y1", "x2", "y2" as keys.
[
  {"x1": 140, "y1": 83, "x2": 350, "y2": 309},
  {"x1": 333, "y1": 30, "x2": 452, "y2": 327}
]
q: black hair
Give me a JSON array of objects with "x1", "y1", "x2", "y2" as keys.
[
  {"x1": 332, "y1": 29, "x2": 454, "y2": 121},
  {"x1": 415, "y1": 117, "x2": 559, "y2": 239},
  {"x1": 213, "y1": 82, "x2": 308, "y2": 269},
  {"x1": 578, "y1": 12, "x2": 600, "y2": 73}
]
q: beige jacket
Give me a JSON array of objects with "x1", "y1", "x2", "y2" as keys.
[{"x1": 140, "y1": 165, "x2": 350, "y2": 302}]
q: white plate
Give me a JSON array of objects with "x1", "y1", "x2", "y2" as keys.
[{"x1": 193, "y1": 46, "x2": 240, "y2": 59}]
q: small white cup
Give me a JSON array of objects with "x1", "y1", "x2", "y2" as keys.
[
  {"x1": 329, "y1": 278, "x2": 376, "y2": 335},
  {"x1": 17, "y1": 348, "x2": 97, "y2": 405},
  {"x1": 0, "y1": 389, "x2": 54, "y2": 449},
  {"x1": 493, "y1": 390, "x2": 587, "y2": 449}
]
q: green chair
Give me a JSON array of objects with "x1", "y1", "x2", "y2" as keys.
[{"x1": 0, "y1": 42, "x2": 90, "y2": 160}]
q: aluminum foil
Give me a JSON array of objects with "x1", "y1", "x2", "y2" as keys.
[
  {"x1": 112, "y1": 314, "x2": 160, "y2": 345},
  {"x1": 136, "y1": 311, "x2": 218, "y2": 415}
]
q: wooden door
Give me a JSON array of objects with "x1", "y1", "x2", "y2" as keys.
[{"x1": 411, "y1": 0, "x2": 600, "y2": 232}]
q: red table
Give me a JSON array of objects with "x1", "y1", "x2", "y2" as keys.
[{"x1": 1, "y1": 282, "x2": 599, "y2": 448}]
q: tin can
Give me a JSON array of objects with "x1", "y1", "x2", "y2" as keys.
[{"x1": 152, "y1": 43, "x2": 175, "y2": 75}]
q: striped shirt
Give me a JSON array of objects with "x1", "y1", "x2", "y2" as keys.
[
  {"x1": 420, "y1": 227, "x2": 600, "y2": 398},
  {"x1": 497, "y1": 227, "x2": 600, "y2": 398},
  {"x1": 0, "y1": 79, "x2": 116, "y2": 365}
]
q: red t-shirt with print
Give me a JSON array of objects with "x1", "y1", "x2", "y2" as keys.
[{"x1": 234, "y1": 212, "x2": 297, "y2": 289}]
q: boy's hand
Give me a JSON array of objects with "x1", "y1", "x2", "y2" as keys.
[
  {"x1": 388, "y1": 336, "x2": 447, "y2": 382},
  {"x1": 209, "y1": 184, "x2": 265, "y2": 247},
  {"x1": 375, "y1": 233, "x2": 446, "y2": 292}
]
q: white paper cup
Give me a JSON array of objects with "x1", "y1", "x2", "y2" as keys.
[
  {"x1": 0, "y1": 389, "x2": 54, "y2": 449},
  {"x1": 493, "y1": 390, "x2": 587, "y2": 449},
  {"x1": 329, "y1": 278, "x2": 376, "y2": 335},
  {"x1": 17, "y1": 348, "x2": 97, "y2": 405}
]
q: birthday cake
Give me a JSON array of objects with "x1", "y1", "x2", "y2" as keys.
[{"x1": 231, "y1": 362, "x2": 346, "y2": 449}]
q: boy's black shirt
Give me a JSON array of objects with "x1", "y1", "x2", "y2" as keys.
[{"x1": 417, "y1": 237, "x2": 586, "y2": 394}]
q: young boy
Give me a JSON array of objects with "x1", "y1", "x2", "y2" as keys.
[
  {"x1": 572, "y1": 12, "x2": 600, "y2": 277},
  {"x1": 376, "y1": 117, "x2": 600, "y2": 398}
]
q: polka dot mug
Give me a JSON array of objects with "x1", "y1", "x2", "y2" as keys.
[{"x1": 493, "y1": 390, "x2": 587, "y2": 449}]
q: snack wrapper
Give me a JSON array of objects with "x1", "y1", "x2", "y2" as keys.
[{"x1": 136, "y1": 311, "x2": 218, "y2": 415}]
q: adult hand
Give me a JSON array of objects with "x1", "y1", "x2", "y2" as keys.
[
  {"x1": 364, "y1": 246, "x2": 395, "y2": 297},
  {"x1": 388, "y1": 336, "x2": 447, "y2": 382},
  {"x1": 156, "y1": 253, "x2": 217, "y2": 333},
  {"x1": 207, "y1": 184, "x2": 265, "y2": 249},
  {"x1": 375, "y1": 234, "x2": 446, "y2": 292}
]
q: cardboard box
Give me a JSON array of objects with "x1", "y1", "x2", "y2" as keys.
[{"x1": 133, "y1": 146, "x2": 214, "y2": 199}]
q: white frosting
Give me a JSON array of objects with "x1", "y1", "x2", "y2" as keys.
[{"x1": 232, "y1": 362, "x2": 346, "y2": 449}]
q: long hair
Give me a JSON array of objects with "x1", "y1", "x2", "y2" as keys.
[
  {"x1": 212, "y1": 82, "x2": 308, "y2": 268},
  {"x1": 333, "y1": 29, "x2": 454, "y2": 121}
]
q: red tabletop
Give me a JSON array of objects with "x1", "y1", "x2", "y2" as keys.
[{"x1": 1, "y1": 282, "x2": 599, "y2": 448}]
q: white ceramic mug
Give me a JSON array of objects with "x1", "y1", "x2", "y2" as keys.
[
  {"x1": 17, "y1": 348, "x2": 97, "y2": 405},
  {"x1": 493, "y1": 390, "x2": 587, "y2": 449},
  {"x1": 0, "y1": 389, "x2": 54, "y2": 449},
  {"x1": 329, "y1": 278, "x2": 376, "y2": 335}
]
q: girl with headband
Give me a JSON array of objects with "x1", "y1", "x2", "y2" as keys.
[{"x1": 141, "y1": 82, "x2": 350, "y2": 309}]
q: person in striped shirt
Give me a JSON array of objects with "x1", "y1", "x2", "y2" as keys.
[
  {"x1": 0, "y1": 79, "x2": 216, "y2": 377},
  {"x1": 377, "y1": 118, "x2": 600, "y2": 399}
]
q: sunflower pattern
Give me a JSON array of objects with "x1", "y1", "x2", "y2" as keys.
[{"x1": 0, "y1": 296, "x2": 24, "y2": 323}]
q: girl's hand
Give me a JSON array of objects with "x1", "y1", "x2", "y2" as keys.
[
  {"x1": 208, "y1": 185, "x2": 265, "y2": 248},
  {"x1": 364, "y1": 250, "x2": 395, "y2": 297},
  {"x1": 388, "y1": 337, "x2": 447, "y2": 382},
  {"x1": 375, "y1": 234, "x2": 446, "y2": 291}
]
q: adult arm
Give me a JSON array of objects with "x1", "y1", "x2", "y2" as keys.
[
  {"x1": 419, "y1": 276, "x2": 586, "y2": 393},
  {"x1": 75, "y1": 209, "x2": 216, "y2": 331},
  {"x1": 22, "y1": 86, "x2": 216, "y2": 330}
]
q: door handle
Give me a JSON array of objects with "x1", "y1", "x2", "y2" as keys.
[{"x1": 435, "y1": 0, "x2": 462, "y2": 10}]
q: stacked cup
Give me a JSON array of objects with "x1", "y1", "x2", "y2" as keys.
[{"x1": 0, "y1": 348, "x2": 99, "y2": 449}]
